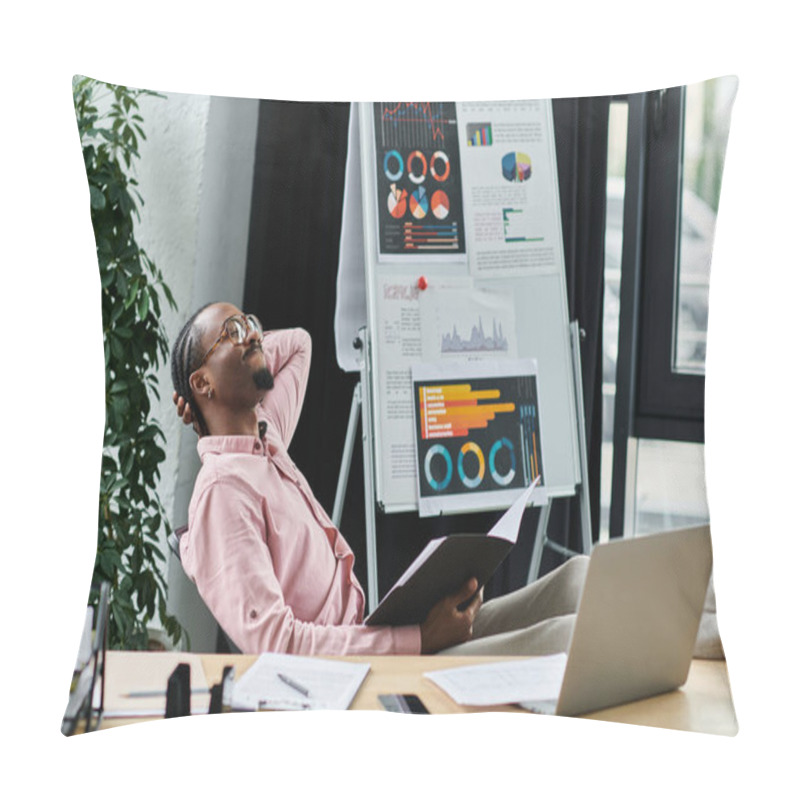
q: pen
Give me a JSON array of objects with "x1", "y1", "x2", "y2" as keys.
[
  {"x1": 278, "y1": 672, "x2": 311, "y2": 698},
  {"x1": 124, "y1": 688, "x2": 209, "y2": 698}
]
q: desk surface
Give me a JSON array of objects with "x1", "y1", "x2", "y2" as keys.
[{"x1": 98, "y1": 651, "x2": 738, "y2": 736}]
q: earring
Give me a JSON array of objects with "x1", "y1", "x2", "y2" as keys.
[{"x1": 207, "y1": 388, "x2": 214, "y2": 400}]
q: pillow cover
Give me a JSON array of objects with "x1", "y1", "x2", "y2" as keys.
[{"x1": 65, "y1": 75, "x2": 736, "y2": 735}]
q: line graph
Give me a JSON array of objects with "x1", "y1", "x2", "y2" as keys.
[{"x1": 378, "y1": 102, "x2": 458, "y2": 149}]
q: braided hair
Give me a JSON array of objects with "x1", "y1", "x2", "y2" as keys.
[{"x1": 170, "y1": 303, "x2": 213, "y2": 438}]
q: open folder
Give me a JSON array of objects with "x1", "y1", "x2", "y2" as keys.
[{"x1": 365, "y1": 481, "x2": 538, "y2": 627}]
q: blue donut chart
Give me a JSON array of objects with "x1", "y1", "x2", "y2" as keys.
[
  {"x1": 424, "y1": 444, "x2": 453, "y2": 491},
  {"x1": 489, "y1": 438, "x2": 516, "y2": 486},
  {"x1": 383, "y1": 149, "x2": 403, "y2": 181}
]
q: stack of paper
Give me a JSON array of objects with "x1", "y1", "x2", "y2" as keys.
[
  {"x1": 424, "y1": 653, "x2": 567, "y2": 706},
  {"x1": 232, "y1": 654, "x2": 370, "y2": 711}
]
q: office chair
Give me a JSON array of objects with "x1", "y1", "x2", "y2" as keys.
[{"x1": 169, "y1": 525, "x2": 241, "y2": 654}]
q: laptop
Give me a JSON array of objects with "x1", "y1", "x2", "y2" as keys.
[{"x1": 524, "y1": 525, "x2": 712, "y2": 716}]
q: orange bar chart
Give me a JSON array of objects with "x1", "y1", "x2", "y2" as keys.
[{"x1": 419, "y1": 383, "x2": 516, "y2": 439}]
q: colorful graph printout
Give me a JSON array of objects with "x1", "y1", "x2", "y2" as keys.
[
  {"x1": 373, "y1": 102, "x2": 466, "y2": 256},
  {"x1": 412, "y1": 360, "x2": 543, "y2": 516}
]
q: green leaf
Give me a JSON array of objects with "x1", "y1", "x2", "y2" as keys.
[
  {"x1": 137, "y1": 290, "x2": 150, "y2": 321},
  {"x1": 89, "y1": 185, "x2": 106, "y2": 210}
]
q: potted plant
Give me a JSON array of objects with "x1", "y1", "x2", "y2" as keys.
[{"x1": 73, "y1": 76, "x2": 182, "y2": 649}]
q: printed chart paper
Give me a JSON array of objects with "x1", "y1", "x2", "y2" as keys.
[
  {"x1": 457, "y1": 99, "x2": 563, "y2": 277},
  {"x1": 373, "y1": 102, "x2": 467, "y2": 261},
  {"x1": 419, "y1": 284, "x2": 518, "y2": 363},
  {"x1": 374, "y1": 275, "x2": 471, "y2": 506},
  {"x1": 412, "y1": 359, "x2": 545, "y2": 516}
]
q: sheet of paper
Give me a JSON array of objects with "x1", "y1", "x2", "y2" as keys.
[
  {"x1": 411, "y1": 358, "x2": 545, "y2": 516},
  {"x1": 486, "y1": 478, "x2": 539, "y2": 542},
  {"x1": 374, "y1": 274, "x2": 471, "y2": 507},
  {"x1": 424, "y1": 652, "x2": 567, "y2": 706},
  {"x1": 231, "y1": 653, "x2": 370, "y2": 711},
  {"x1": 419, "y1": 284, "x2": 518, "y2": 363},
  {"x1": 456, "y1": 99, "x2": 563, "y2": 278},
  {"x1": 371, "y1": 102, "x2": 468, "y2": 263}
]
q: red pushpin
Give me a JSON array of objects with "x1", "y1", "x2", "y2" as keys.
[{"x1": 417, "y1": 276, "x2": 428, "y2": 290}]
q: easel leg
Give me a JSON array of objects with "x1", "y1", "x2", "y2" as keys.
[
  {"x1": 528, "y1": 500, "x2": 552, "y2": 583},
  {"x1": 527, "y1": 321, "x2": 594, "y2": 583},
  {"x1": 332, "y1": 382, "x2": 362, "y2": 530}
]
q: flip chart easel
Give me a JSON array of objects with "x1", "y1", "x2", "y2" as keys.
[{"x1": 334, "y1": 102, "x2": 592, "y2": 611}]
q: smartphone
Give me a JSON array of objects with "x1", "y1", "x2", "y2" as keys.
[{"x1": 378, "y1": 693, "x2": 430, "y2": 714}]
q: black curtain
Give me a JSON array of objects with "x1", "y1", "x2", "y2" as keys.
[
  {"x1": 542, "y1": 96, "x2": 611, "y2": 569},
  {"x1": 243, "y1": 98, "x2": 608, "y2": 601}
]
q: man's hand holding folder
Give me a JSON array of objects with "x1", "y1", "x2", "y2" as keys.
[
  {"x1": 420, "y1": 577, "x2": 483, "y2": 653},
  {"x1": 366, "y1": 481, "x2": 540, "y2": 644}
]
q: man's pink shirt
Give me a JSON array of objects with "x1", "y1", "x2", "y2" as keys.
[{"x1": 180, "y1": 328, "x2": 421, "y2": 656}]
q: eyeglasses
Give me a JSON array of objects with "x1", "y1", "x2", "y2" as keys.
[{"x1": 200, "y1": 313, "x2": 263, "y2": 365}]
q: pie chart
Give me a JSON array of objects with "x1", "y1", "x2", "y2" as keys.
[
  {"x1": 431, "y1": 189, "x2": 450, "y2": 219},
  {"x1": 387, "y1": 184, "x2": 407, "y2": 218},
  {"x1": 409, "y1": 186, "x2": 429, "y2": 219},
  {"x1": 502, "y1": 151, "x2": 532, "y2": 183}
]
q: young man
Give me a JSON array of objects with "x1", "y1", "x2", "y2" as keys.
[{"x1": 171, "y1": 302, "x2": 587, "y2": 656}]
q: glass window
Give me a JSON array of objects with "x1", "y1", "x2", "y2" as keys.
[
  {"x1": 633, "y1": 439, "x2": 709, "y2": 535},
  {"x1": 674, "y1": 77, "x2": 737, "y2": 374}
]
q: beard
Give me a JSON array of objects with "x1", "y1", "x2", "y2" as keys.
[{"x1": 253, "y1": 367, "x2": 275, "y2": 391}]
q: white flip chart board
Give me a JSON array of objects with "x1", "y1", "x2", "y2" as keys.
[{"x1": 336, "y1": 100, "x2": 581, "y2": 515}]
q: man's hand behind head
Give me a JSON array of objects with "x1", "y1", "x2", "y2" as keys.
[{"x1": 173, "y1": 391, "x2": 199, "y2": 433}]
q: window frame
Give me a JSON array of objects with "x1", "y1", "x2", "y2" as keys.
[
  {"x1": 634, "y1": 86, "x2": 705, "y2": 443},
  {"x1": 608, "y1": 86, "x2": 711, "y2": 539}
]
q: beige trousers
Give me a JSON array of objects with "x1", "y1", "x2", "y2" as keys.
[{"x1": 439, "y1": 555, "x2": 589, "y2": 656}]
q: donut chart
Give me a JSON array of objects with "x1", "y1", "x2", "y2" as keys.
[
  {"x1": 383, "y1": 149, "x2": 403, "y2": 181},
  {"x1": 430, "y1": 150, "x2": 451, "y2": 182},
  {"x1": 424, "y1": 444, "x2": 453, "y2": 491},
  {"x1": 489, "y1": 438, "x2": 516, "y2": 486},
  {"x1": 407, "y1": 150, "x2": 427, "y2": 184},
  {"x1": 457, "y1": 442, "x2": 485, "y2": 489}
]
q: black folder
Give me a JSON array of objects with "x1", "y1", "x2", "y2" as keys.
[
  {"x1": 365, "y1": 533, "x2": 515, "y2": 626},
  {"x1": 365, "y1": 481, "x2": 537, "y2": 627}
]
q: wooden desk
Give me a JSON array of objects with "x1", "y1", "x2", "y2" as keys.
[{"x1": 98, "y1": 651, "x2": 737, "y2": 736}]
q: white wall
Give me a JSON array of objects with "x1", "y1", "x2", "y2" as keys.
[{"x1": 131, "y1": 89, "x2": 260, "y2": 650}]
